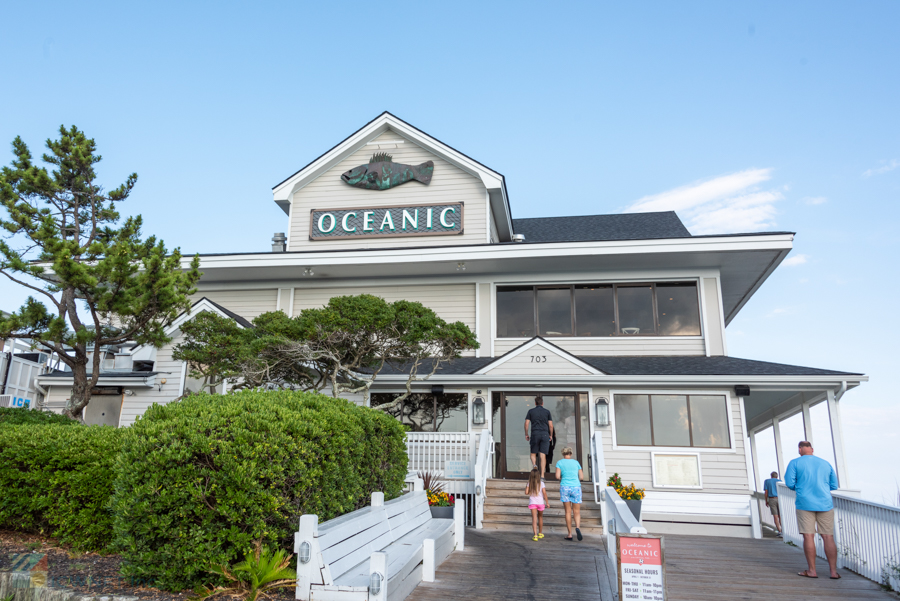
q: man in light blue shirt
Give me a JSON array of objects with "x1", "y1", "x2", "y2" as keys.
[
  {"x1": 762, "y1": 471, "x2": 782, "y2": 537},
  {"x1": 784, "y1": 441, "x2": 840, "y2": 579}
]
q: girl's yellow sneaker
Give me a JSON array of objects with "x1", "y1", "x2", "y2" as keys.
[{"x1": 538, "y1": 533, "x2": 545, "y2": 539}]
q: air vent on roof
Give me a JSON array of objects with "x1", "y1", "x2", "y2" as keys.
[
  {"x1": 512, "y1": 234, "x2": 526, "y2": 243},
  {"x1": 272, "y1": 233, "x2": 287, "y2": 252}
]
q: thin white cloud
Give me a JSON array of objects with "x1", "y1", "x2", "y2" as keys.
[
  {"x1": 782, "y1": 254, "x2": 808, "y2": 267},
  {"x1": 803, "y1": 196, "x2": 827, "y2": 205},
  {"x1": 863, "y1": 159, "x2": 900, "y2": 177},
  {"x1": 625, "y1": 168, "x2": 781, "y2": 234}
]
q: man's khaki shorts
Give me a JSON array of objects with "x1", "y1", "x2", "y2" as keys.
[
  {"x1": 797, "y1": 509, "x2": 834, "y2": 535},
  {"x1": 766, "y1": 497, "x2": 780, "y2": 516}
]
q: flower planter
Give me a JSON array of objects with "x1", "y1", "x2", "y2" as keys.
[
  {"x1": 624, "y1": 499, "x2": 642, "y2": 522},
  {"x1": 430, "y1": 506, "x2": 454, "y2": 519}
]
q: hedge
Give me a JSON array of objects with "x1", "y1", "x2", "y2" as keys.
[
  {"x1": 0, "y1": 423, "x2": 122, "y2": 551},
  {"x1": 0, "y1": 407, "x2": 78, "y2": 426},
  {"x1": 110, "y1": 390, "x2": 408, "y2": 590}
]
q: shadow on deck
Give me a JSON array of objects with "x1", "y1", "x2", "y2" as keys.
[{"x1": 407, "y1": 528, "x2": 896, "y2": 601}]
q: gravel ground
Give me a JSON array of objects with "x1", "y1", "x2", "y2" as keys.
[{"x1": 0, "y1": 531, "x2": 293, "y2": 601}]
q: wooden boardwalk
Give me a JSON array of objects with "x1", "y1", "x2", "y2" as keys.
[{"x1": 407, "y1": 528, "x2": 896, "y2": 601}]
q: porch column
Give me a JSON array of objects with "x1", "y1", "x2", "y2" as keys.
[
  {"x1": 827, "y1": 388, "x2": 850, "y2": 488},
  {"x1": 771, "y1": 416, "x2": 786, "y2": 479},
  {"x1": 748, "y1": 428, "x2": 761, "y2": 492},
  {"x1": 800, "y1": 394, "x2": 814, "y2": 447}
]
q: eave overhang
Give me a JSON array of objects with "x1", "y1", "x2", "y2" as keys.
[{"x1": 186, "y1": 233, "x2": 793, "y2": 323}]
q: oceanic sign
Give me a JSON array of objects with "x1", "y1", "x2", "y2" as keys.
[
  {"x1": 341, "y1": 152, "x2": 434, "y2": 191},
  {"x1": 309, "y1": 203, "x2": 463, "y2": 240}
]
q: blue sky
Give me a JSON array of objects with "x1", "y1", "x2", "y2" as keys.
[{"x1": 2, "y1": 2, "x2": 898, "y2": 502}]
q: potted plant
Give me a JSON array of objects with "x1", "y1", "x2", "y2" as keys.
[
  {"x1": 419, "y1": 471, "x2": 456, "y2": 518},
  {"x1": 607, "y1": 473, "x2": 646, "y2": 521}
]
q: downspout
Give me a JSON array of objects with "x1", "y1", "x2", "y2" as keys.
[
  {"x1": 33, "y1": 377, "x2": 49, "y2": 411},
  {"x1": 1, "y1": 351, "x2": 11, "y2": 394},
  {"x1": 834, "y1": 380, "x2": 848, "y2": 402}
]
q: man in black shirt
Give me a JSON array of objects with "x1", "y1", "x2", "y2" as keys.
[{"x1": 525, "y1": 396, "x2": 554, "y2": 475}]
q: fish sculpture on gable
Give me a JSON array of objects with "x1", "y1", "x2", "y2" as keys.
[{"x1": 341, "y1": 152, "x2": 434, "y2": 191}]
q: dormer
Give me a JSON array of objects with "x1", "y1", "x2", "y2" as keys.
[{"x1": 272, "y1": 112, "x2": 513, "y2": 251}]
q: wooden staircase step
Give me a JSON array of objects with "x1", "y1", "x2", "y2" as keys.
[{"x1": 483, "y1": 503, "x2": 602, "y2": 518}]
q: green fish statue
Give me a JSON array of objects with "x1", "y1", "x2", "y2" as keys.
[{"x1": 341, "y1": 152, "x2": 434, "y2": 190}]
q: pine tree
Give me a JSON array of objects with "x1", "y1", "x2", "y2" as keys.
[{"x1": 0, "y1": 126, "x2": 201, "y2": 420}]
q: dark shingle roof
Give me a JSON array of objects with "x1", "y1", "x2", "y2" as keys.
[
  {"x1": 199, "y1": 298, "x2": 254, "y2": 328},
  {"x1": 511, "y1": 211, "x2": 691, "y2": 243},
  {"x1": 375, "y1": 355, "x2": 861, "y2": 377}
]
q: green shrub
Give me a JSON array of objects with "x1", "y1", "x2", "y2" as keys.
[
  {"x1": 0, "y1": 407, "x2": 77, "y2": 426},
  {"x1": 110, "y1": 390, "x2": 408, "y2": 591},
  {"x1": 0, "y1": 424, "x2": 121, "y2": 551}
]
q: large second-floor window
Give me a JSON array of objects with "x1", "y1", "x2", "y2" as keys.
[{"x1": 496, "y1": 282, "x2": 701, "y2": 337}]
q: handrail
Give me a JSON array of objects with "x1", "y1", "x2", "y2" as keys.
[
  {"x1": 473, "y1": 430, "x2": 493, "y2": 529},
  {"x1": 591, "y1": 431, "x2": 606, "y2": 504},
  {"x1": 777, "y1": 483, "x2": 900, "y2": 588},
  {"x1": 604, "y1": 486, "x2": 648, "y2": 560}
]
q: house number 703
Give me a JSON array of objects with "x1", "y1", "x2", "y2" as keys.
[{"x1": 530, "y1": 356, "x2": 548, "y2": 362}]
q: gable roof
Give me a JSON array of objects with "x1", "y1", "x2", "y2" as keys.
[
  {"x1": 164, "y1": 297, "x2": 253, "y2": 336},
  {"x1": 473, "y1": 337, "x2": 603, "y2": 375},
  {"x1": 272, "y1": 112, "x2": 513, "y2": 241},
  {"x1": 512, "y1": 211, "x2": 692, "y2": 243}
]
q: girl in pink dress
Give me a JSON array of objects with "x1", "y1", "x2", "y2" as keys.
[{"x1": 526, "y1": 467, "x2": 550, "y2": 541}]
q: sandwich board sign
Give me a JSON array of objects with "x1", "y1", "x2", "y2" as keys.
[{"x1": 616, "y1": 533, "x2": 666, "y2": 601}]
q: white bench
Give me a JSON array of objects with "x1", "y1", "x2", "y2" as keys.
[{"x1": 294, "y1": 490, "x2": 464, "y2": 601}]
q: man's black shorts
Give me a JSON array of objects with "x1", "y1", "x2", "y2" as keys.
[{"x1": 530, "y1": 431, "x2": 550, "y2": 455}]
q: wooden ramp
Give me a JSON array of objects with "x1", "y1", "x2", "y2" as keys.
[{"x1": 407, "y1": 529, "x2": 895, "y2": 601}]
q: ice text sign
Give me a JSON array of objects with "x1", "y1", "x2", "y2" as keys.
[{"x1": 617, "y1": 534, "x2": 666, "y2": 601}]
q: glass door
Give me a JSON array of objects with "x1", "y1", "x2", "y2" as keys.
[{"x1": 496, "y1": 392, "x2": 584, "y2": 479}]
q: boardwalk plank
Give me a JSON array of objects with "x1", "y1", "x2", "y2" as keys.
[{"x1": 407, "y1": 529, "x2": 896, "y2": 601}]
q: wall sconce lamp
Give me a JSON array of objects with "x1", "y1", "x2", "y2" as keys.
[
  {"x1": 369, "y1": 572, "x2": 383, "y2": 595},
  {"x1": 456, "y1": 262, "x2": 466, "y2": 271},
  {"x1": 158, "y1": 378, "x2": 167, "y2": 392},
  {"x1": 298, "y1": 541, "x2": 311, "y2": 564},
  {"x1": 734, "y1": 385, "x2": 750, "y2": 397},
  {"x1": 431, "y1": 385, "x2": 444, "y2": 395},
  {"x1": 472, "y1": 396, "x2": 485, "y2": 425},
  {"x1": 303, "y1": 267, "x2": 315, "y2": 276},
  {"x1": 595, "y1": 397, "x2": 609, "y2": 427}
]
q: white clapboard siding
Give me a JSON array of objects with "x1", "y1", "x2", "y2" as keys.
[
  {"x1": 601, "y1": 394, "x2": 750, "y2": 495},
  {"x1": 288, "y1": 131, "x2": 488, "y2": 251},
  {"x1": 493, "y1": 337, "x2": 706, "y2": 357},
  {"x1": 190, "y1": 289, "x2": 278, "y2": 321}
]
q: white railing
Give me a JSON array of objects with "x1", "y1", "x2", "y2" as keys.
[
  {"x1": 752, "y1": 491, "x2": 778, "y2": 533},
  {"x1": 590, "y1": 431, "x2": 607, "y2": 504},
  {"x1": 472, "y1": 431, "x2": 493, "y2": 529},
  {"x1": 406, "y1": 432, "x2": 475, "y2": 474},
  {"x1": 604, "y1": 486, "x2": 648, "y2": 561},
  {"x1": 778, "y1": 484, "x2": 900, "y2": 588}
]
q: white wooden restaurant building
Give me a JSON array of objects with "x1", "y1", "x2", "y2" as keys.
[{"x1": 37, "y1": 112, "x2": 867, "y2": 538}]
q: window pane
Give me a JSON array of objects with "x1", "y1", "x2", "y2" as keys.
[
  {"x1": 435, "y1": 394, "x2": 468, "y2": 432},
  {"x1": 574, "y1": 285, "x2": 615, "y2": 336},
  {"x1": 617, "y1": 286, "x2": 655, "y2": 335},
  {"x1": 615, "y1": 394, "x2": 652, "y2": 446},
  {"x1": 537, "y1": 287, "x2": 572, "y2": 336},
  {"x1": 497, "y1": 286, "x2": 535, "y2": 337},
  {"x1": 650, "y1": 395, "x2": 690, "y2": 446},
  {"x1": 689, "y1": 395, "x2": 731, "y2": 448},
  {"x1": 656, "y1": 283, "x2": 701, "y2": 336}
]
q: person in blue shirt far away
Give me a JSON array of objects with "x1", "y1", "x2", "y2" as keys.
[
  {"x1": 784, "y1": 440, "x2": 840, "y2": 580},
  {"x1": 555, "y1": 447, "x2": 584, "y2": 541},
  {"x1": 762, "y1": 471, "x2": 783, "y2": 537}
]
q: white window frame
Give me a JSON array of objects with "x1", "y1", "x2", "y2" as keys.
[
  {"x1": 609, "y1": 388, "x2": 737, "y2": 453},
  {"x1": 650, "y1": 451, "x2": 703, "y2": 489}
]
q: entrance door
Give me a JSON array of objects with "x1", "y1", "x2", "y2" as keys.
[{"x1": 495, "y1": 392, "x2": 584, "y2": 479}]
